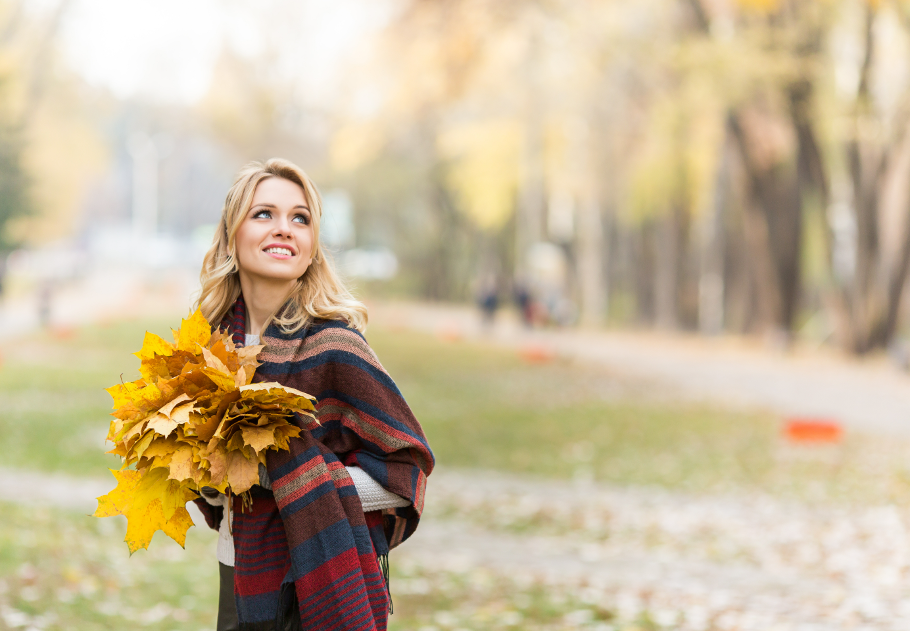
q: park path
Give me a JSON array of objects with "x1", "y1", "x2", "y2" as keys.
[
  {"x1": 4, "y1": 467, "x2": 910, "y2": 630},
  {"x1": 370, "y1": 301, "x2": 910, "y2": 436}
]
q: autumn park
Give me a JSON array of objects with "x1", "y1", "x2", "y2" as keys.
[{"x1": 6, "y1": 0, "x2": 910, "y2": 630}]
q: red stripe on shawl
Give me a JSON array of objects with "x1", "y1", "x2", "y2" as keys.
[
  {"x1": 232, "y1": 495, "x2": 291, "y2": 598},
  {"x1": 235, "y1": 537, "x2": 292, "y2": 574},
  {"x1": 304, "y1": 569, "x2": 379, "y2": 631},
  {"x1": 271, "y1": 459, "x2": 354, "y2": 507},
  {"x1": 299, "y1": 562, "x2": 385, "y2": 620},
  {"x1": 317, "y1": 397, "x2": 420, "y2": 452},
  {"x1": 234, "y1": 565, "x2": 288, "y2": 598},
  {"x1": 271, "y1": 457, "x2": 349, "y2": 490},
  {"x1": 270, "y1": 454, "x2": 324, "y2": 487},
  {"x1": 295, "y1": 547, "x2": 362, "y2": 595},
  {"x1": 295, "y1": 550, "x2": 387, "y2": 631}
]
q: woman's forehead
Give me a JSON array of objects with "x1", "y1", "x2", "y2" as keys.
[{"x1": 252, "y1": 176, "x2": 307, "y2": 205}]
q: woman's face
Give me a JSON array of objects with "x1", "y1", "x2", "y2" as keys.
[{"x1": 234, "y1": 176, "x2": 314, "y2": 287}]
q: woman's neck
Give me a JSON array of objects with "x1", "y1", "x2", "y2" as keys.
[{"x1": 238, "y1": 272, "x2": 295, "y2": 336}]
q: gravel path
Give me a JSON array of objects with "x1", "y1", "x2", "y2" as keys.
[
  {"x1": 0, "y1": 467, "x2": 206, "y2": 523},
  {"x1": 12, "y1": 466, "x2": 910, "y2": 630}
]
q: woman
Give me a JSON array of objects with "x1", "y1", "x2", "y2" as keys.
[{"x1": 192, "y1": 158, "x2": 434, "y2": 631}]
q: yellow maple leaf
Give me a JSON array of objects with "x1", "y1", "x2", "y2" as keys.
[
  {"x1": 240, "y1": 425, "x2": 277, "y2": 454},
  {"x1": 174, "y1": 310, "x2": 211, "y2": 353},
  {"x1": 93, "y1": 468, "x2": 198, "y2": 554},
  {"x1": 225, "y1": 449, "x2": 260, "y2": 494},
  {"x1": 134, "y1": 332, "x2": 176, "y2": 360}
]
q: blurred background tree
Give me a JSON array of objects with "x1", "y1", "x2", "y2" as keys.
[{"x1": 7, "y1": 0, "x2": 910, "y2": 354}]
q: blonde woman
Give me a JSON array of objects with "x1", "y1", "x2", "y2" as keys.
[{"x1": 192, "y1": 158, "x2": 434, "y2": 631}]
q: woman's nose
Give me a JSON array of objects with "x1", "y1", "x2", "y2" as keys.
[{"x1": 272, "y1": 216, "x2": 292, "y2": 236}]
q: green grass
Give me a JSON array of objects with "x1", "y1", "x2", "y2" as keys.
[
  {"x1": 0, "y1": 319, "x2": 173, "y2": 476},
  {"x1": 0, "y1": 501, "x2": 218, "y2": 630}
]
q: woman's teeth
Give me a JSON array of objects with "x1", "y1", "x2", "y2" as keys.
[{"x1": 265, "y1": 247, "x2": 293, "y2": 256}]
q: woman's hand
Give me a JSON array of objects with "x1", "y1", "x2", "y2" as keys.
[{"x1": 199, "y1": 486, "x2": 224, "y2": 507}]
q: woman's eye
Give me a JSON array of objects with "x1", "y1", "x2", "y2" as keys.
[
  {"x1": 293, "y1": 214, "x2": 310, "y2": 225},
  {"x1": 253, "y1": 209, "x2": 271, "y2": 219}
]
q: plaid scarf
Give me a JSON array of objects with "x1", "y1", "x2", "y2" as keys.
[{"x1": 197, "y1": 297, "x2": 433, "y2": 630}]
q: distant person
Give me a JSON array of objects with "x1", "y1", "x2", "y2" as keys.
[
  {"x1": 192, "y1": 159, "x2": 434, "y2": 630},
  {"x1": 38, "y1": 280, "x2": 53, "y2": 328},
  {"x1": 514, "y1": 279, "x2": 533, "y2": 328},
  {"x1": 476, "y1": 273, "x2": 499, "y2": 326}
]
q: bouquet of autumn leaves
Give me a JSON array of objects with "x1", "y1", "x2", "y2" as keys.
[{"x1": 93, "y1": 310, "x2": 319, "y2": 554}]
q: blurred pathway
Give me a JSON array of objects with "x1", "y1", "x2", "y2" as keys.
[
  {"x1": 10, "y1": 466, "x2": 910, "y2": 630},
  {"x1": 0, "y1": 467, "x2": 207, "y2": 524},
  {"x1": 0, "y1": 268, "x2": 197, "y2": 341},
  {"x1": 371, "y1": 301, "x2": 910, "y2": 436}
]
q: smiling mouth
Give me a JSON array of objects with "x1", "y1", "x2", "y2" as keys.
[{"x1": 264, "y1": 247, "x2": 294, "y2": 256}]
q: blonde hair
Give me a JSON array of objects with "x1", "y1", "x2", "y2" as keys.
[{"x1": 197, "y1": 158, "x2": 368, "y2": 333}]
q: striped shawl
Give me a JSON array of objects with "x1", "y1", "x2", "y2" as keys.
[{"x1": 197, "y1": 298, "x2": 433, "y2": 630}]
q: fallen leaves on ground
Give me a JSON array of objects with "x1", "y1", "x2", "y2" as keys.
[{"x1": 94, "y1": 310, "x2": 317, "y2": 554}]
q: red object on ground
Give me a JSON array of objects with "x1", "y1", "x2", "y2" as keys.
[
  {"x1": 437, "y1": 325, "x2": 462, "y2": 342},
  {"x1": 50, "y1": 325, "x2": 76, "y2": 340},
  {"x1": 519, "y1": 344, "x2": 554, "y2": 363},
  {"x1": 783, "y1": 418, "x2": 843, "y2": 443}
]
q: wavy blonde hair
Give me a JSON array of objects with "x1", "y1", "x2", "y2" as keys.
[{"x1": 196, "y1": 158, "x2": 368, "y2": 333}]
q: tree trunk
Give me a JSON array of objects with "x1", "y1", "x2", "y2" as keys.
[
  {"x1": 699, "y1": 134, "x2": 731, "y2": 335},
  {"x1": 577, "y1": 193, "x2": 605, "y2": 325},
  {"x1": 655, "y1": 208, "x2": 682, "y2": 329},
  {"x1": 727, "y1": 113, "x2": 788, "y2": 333}
]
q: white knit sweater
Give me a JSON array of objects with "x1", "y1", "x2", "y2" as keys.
[{"x1": 211, "y1": 334, "x2": 410, "y2": 566}]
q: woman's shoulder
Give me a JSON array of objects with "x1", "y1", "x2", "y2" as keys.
[
  {"x1": 303, "y1": 318, "x2": 384, "y2": 366},
  {"x1": 307, "y1": 317, "x2": 365, "y2": 339},
  {"x1": 302, "y1": 318, "x2": 373, "y2": 352},
  {"x1": 262, "y1": 318, "x2": 377, "y2": 368}
]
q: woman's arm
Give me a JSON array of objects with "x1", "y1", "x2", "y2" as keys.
[{"x1": 345, "y1": 465, "x2": 410, "y2": 511}]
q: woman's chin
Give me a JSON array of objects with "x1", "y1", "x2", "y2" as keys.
[{"x1": 242, "y1": 269, "x2": 304, "y2": 287}]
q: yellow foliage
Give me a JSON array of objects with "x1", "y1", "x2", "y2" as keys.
[
  {"x1": 95, "y1": 309, "x2": 318, "y2": 554},
  {"x1": 735, "y1": 0, "x2": 782, "y2": 12},
  {"x1": 14, "y1": 89, "x2": 108, "y2": 245},
  {"x1": 437, "y1": 119, "x2": 521, "y2": 232},
  {"x1": 330, "y1": 124, "x2": 386, "y2": 172},
  {"x1": 624, "y1": 88, "x2": 723, "y2": 224}
]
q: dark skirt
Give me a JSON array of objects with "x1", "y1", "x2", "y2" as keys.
[{"x1": 217, "y1": 563, "x2": 240, "y2": 631}]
